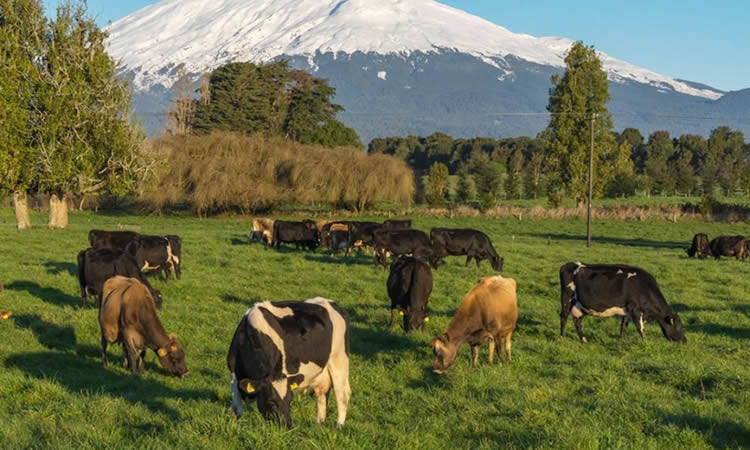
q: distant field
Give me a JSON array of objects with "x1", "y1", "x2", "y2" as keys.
[{"x1": 0, "y1": 210, "x2": 748, "y2": 449}]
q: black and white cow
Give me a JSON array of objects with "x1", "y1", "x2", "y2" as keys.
[
  {"x1": 430, "y1": 228, "x2": 503, "y2": 271},
  {"x1": 387, "y1": 256, "x2": 433, "y2": 332},
  {"x1": 77, "y1": 247, "x2": 162, "y2": 308},
  {"x1": 126, "y1": 235, "x2": 182, "y2": 280},
  {"x1": 227, "y1": 298, "x2": 351, "y2": 428},
  {"x1": 559, "y1": 262, "x2": 686, "y2": 343}
]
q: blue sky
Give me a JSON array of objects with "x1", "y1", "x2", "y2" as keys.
[{"x1": 43, "y1": 0, "x2": 749, "y2": 91}]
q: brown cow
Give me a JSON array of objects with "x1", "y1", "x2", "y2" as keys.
[
  {"x1": 251, "y1": 218, "x2": 275, "y2": 244},
  {"x1": 431, "y1": 275, "x2": 518, "y2": 374},
  {"x1": 99, "y1": 276, "x2": 188, "y2": 377}
]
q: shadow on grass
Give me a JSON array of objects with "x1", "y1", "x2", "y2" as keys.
[
  {"x1": 12, "y1": 314, "x2": 76, "y2": 351},
  {"x1": 520, "y1": 232, "x2": 686, "y2": 250},
  {"x1": 303, "y1": 254, "x2": 373, "y2": 266},
  {"x1": 349, "y1": 324, "x2": 421, "y2": 360},
  {"x1": 5, "y1": 350, "x2": 217, "y2": 419},
  {"x1": 6, "y1": 280, "x2": 79, "y2": 307},
  {"x1": 691, "y1": 323, "x2": 750, "y2": 340},
  {"x1": 43, "y1": 261, "x2": 78, "y2": 276},
  {"x1": 659, "y1": 412, "x2": 750, "y2": 448},
  {"x1": 731, "y1": 304, "x2": 750, "y2": 318},
  {"x1": 220, "y1": 293, "x2": 262, "y2": 306}
]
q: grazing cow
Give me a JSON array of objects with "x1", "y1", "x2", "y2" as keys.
[
  {"x1": 559, "y1": 262, "x2": 686, "y2": 343},
  {"x1": 320, "y1": 221, "x2": 350, "y2": 249},
  {"x1": 251, "y1": 218, "x2": 275, "y2": 244},
  {"x1": 372, "y1": 229, "x2": 434, "y2": 268},
  {"x1": 382, "y1": 219, "x2": 412, "y2": 230},
  {"x1": 88, "y1": 229, "x2": 139, "y2": 249},
  {"x1": 431, "y1": 275, "x2": 517, "y2": 373},
  {"x1": 272, "y1": 220, "x2": 320, "y2": 250},
  {"x1": 387, "y1": 256, "x2": 433, "y2": 332},
  {"x1": 248, "y1": 231, "x2": 269, "y2": 246},
  {"x1": 126, "y1": 235, "x2": 182, "y2": 280},
  {"x1": 227, "y1": 298, "x2": 351, "y2": 428},
  {"x1": 99, "y1": 276, "x2": 188, "y2": 377},
  {"x1": 77, "y1": 247, "x2": 162, "y2": 308},
  {"x1": 733, "y1": 238, "x2": 750, "y2": 261},
  {"x1": 686, "y1": 233, "x2": 711, "y2": 258},
  {"x1": 329, "y1": 230, "x2": 350, "y2": 255},
  {"x1": 430, "y1": 228, "x2": 503, "y2": 271},
  {"x1": 345, "y1": 221, "x2": 382, "y2": 255},
  {"x1": 709, "y1": 235, "x2": 747, "y2": 260}
]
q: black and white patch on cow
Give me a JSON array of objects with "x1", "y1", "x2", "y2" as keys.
[{"x1": 228, "y1": 298, "x2": 351, "y2": 428}]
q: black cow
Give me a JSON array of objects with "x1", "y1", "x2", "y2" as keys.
[
  {"x1": 77, "y1": 247, "x2": 162, "y2": 308},
  {"x1": 709, "y1": 235, "x2": 746, "y2": 260},
  {"x1": 227, "y1": 298, "x2": 351, "y2": 428},
  {"x1": 272, "y1": 220, "x2": 319, "y2": 250},
  {"x1": 372, "y1": 229, "x2": 434, "y2": 268},
  {"x1": 89, "y1": 229, "x2": 139, "y2": 249},
  {"x1": 126, "y1": 235, "x2": 182, "y2": 280},
  {"x1": 430, "y1": 228, "x2": 503, "y2": 271},
  {"x1": 686, "y1": 233, "x2": 711, "y2": 259},
  {"x1": 329, "y1": 230, "x2": 350, "y2": 255},
  {"x1": 559, "y1": 262, "x2": 686, "y2": 343},
  {"x1": 382, "y1": 219, "x2": 412, "y2": 230},
  {"x1": 248, "y1": 231, "x2": 269, "y2": 246},
  {"x1": 345, "y1": 221, "x2": 381, "y2": 255},
  {"x1": 387, "y1": 256, "x2": 433, "y2": 332}
]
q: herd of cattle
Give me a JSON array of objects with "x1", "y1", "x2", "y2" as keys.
[
  {"x1": 686, "y1": 233, "x2": 750, "y2": 260},
  {"x1": 23, "y1": 218, "x2": 707, "y2": 427}
]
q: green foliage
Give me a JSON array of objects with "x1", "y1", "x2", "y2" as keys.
[
  {"x1": 192, "y1": 62, "x2": 360, "y2": 148},
  {"x1": 455, "y1": 165, "x2": 477, "y2": 204},
  {"x1": 424, "y1": 162, "x2": 450, "y2": 207},
  {"x1": 504, "y1": 151, "x2": 524, "y2": 200},
  {"x1": 475, "y1": 162, "x2": 502, "y2": 211},
  {"x1": 543, "y1": 41, "x2": 616, "y2": 203}
]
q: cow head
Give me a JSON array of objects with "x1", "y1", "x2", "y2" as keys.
[
  {"x1": 404, "y1": 306, "x2": 428, "y2": 333},
  {"x1": 238, "y1": 378, "x2": 293, "y2": 428},
  {"x1": 156, "y1": 333, "x2": 189, "y2": 377},
  {"x1": 658, "y1": 314, "x2": 687, "y2": 343},
  {"x1": 431, "y1": 335, "x2": 458, "y2": 374},
  {"x1": 491, "y1": 254, "x2": 504, "y2": 272}
]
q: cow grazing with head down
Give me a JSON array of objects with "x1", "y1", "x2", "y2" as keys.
[
  {"x1": 372, "y1": 229, "x2": 434, "y2": 268},
  {"x1": 686, "y1": 233, "x2": 710, "y2": 258},
  {"x1": 559, "y1": 262, "x2": 686, "y2": 343},
  {"x1": 251, "y1": 218, "x2": 275, "y2": 244},
  {"x1": 709, "y1": 235, "x2": 747, "y2": 260},
  {"x1": 432, "y1": 275, "x2": 517, "y2": 373},
  {"x1": 329, "y1": 230, "x2": 350, "y2": 255},
  {"x1": 272, "y1": 220, "x2": 320, "y2": 251},
  {"x1": 430, "y1": 228, "x2": 503, "y2": 271},
  {"x1": 98, "y1": 276, "x2": 188, "y2": 377},
  {"x1": 248, "y1": 231, "x2": 269, "y2": 246},
  {"x1": 320, "y1": 222, "x2": 350, "y2": 249},
  {"x1": 228, "y1": 298, "x2": 351, "y2": 428},
  {"x1": 88, "y1": 229, "x2": 139, "y2": 249},
  {"x1": 77, "y1": 247, "x2": 162, "y2": 308},
  {"x1": 126, "y1": 235, "x2": 182, "y2": 280},
  {"x1": 387, "y1": 256, "x2": 433, "y2": 332}
]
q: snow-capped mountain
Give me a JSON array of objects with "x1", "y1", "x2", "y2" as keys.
[{"x1": 106, "y1": 0, "x2": 748, "y2": 141}]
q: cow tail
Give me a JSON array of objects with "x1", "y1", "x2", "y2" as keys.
[
  {"x1": 77, "y1": 250, "x2": 87, "y2": 300},
  {"x1": 330, "y1": 302, "x2": 351, "y2": 356}
]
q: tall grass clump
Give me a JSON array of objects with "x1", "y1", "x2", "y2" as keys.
[{"x1": 144, "y1": 133, "x2": 414, "y2": 214}]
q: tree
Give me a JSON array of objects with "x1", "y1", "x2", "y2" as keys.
[
  {"x1": 424, "y1": 162, "x2": 450, "y2": 207},
  {"x1": 455, "y1": 165, "x2": 476, "y2": 204},
  {"x1": 475, "y1": 162, "x2": 502, "y2": 211},
  {"x1": 543, "y1": 41, "x2": 616, "y2": 205},
  {"x1": 671, "y1": 150, "x2": 695, "y2": 195},
  {"x1": 504, "y1": 151, "x2": 523, "y2": 199},
  {"x1": 165, "y1": 66, "x2": 196, "y2": 135},
  {"x1": 643, "y1": 131, "x2": 675, "y2": 195},
  {"x1": 605, "y1": 140, "x2": 637, "y2": 197},
  {"x1": 523, "y1": 152, "x2": 546, "y2": 199}
]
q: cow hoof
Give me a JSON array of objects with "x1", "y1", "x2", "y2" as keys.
[{"x1": 581, "y1": 337, "x2": 588, "y2": 343}]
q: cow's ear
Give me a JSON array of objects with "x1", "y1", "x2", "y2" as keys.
[{"x1": 239, "y1": 379, "x2": 255, "y2": 394}]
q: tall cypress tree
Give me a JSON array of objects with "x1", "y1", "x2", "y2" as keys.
[{"x1": 543, "y1": 41, "x2": 615, "y2": 204}]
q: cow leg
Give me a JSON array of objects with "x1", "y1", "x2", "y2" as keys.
[
  {"x1": 314, "y1": 371, "x2": 332, "y2": 424},
  {"x1": 488, "y1": 338, "x2": 495, "y2": 364},
  {"x1": 124, "y1": 344, "x2": 138, "y2": 375},
  {"x1": 619, "y1": 317, "x2": 630, "y2": 338},
  {"x1": 475, "y1": 257, "x2": 481, "y2": 268},
  {"x1": 635, "y1": 313, "x2": 646, "y2": 338},
  {"x1": 573, "y1": 317, "x2": 587, "y2": 343},
  {"x1": 389, "y1": 308, "x2": 396, "y2": 327},
  {"x1": 504, "y1": 331, "x2": 513, "y2": 363},
  {"x1": 465, "y1": 255, "x2": 472, "y2": 267},
  {"x1": 101, "y1": 336, "x2": 109, "y2": 366},
  {"x1": 329, "y1": 354, "x2": 351, "y2": 427},
  {"x1": 139, "y1": 350, "x2": 147, "y2": 373},
  {"x1": 471, "y1": 344, "x2": 479, "y2": 368}
]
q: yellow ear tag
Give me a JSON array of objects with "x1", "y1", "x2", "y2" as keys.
[
  {"x1": 157, "y1": 348, "x2": 167, "y2": 357},
  {"x1": 245, "y1": 384, "x2": 255, "y2": 394},
  {"x1": 291, "y1": 383, "x2": 299, "y2": 390},
  {"x1": 424, "y1": 317, "x2": 430, "y2": 323},
  {"x1": 399, "y1": 311, "x2": 404, "y2": 316}
]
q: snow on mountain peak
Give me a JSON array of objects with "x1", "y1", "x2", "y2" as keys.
[{"x1": 105, "y1": 0, "x2": 722, "y2": 100}]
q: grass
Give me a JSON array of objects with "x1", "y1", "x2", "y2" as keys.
[{"x1": 0, "y1": 209, "x2": 749, "y2": 449}]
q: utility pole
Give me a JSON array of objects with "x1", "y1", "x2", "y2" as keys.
[{"x1": 587, "y1": 113, "x2": 596, "y2": 248}]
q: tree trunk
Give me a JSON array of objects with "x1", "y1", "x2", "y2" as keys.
[
  {"x1": 13, "y1": 190, "x2": 32, "y2": 230},
  {"x1": 48, "y1": 193, "x2": 69, "y2": 229}
]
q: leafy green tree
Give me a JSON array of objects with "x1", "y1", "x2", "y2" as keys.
[
  {"x1": 504, "y1": 151, "x2": 523, "y2": 199},
  {"x1": 523, "y1": 152, "x2": 546, "y2": 199},
  {"x1": 542, "y1": 41, "x2": 616, "y2": 205},
  {"x1": 313, "y1": 120, "x2": 362, "y2": 148},
  {"x1": 0, "y1": 0, "x2": 44, "y2": 228},
  {"x1": 643, "y1": 131, "x2": 675, "y2": 195},
  {"x1": 424, "y1": 162, "x2": 450, "y2": 207},
  {"x1": 671, "y1": 150, "x2": 696, "y2": 195},
  {"x1": 605, "y1": 140, "x2": 637, "y2": 197},
  {"x1": 455, "y1": 165, "x2": 476, "y2": 204},
  {"x1": 475, "y1": 162, "x2": 502, "y2": 211}
]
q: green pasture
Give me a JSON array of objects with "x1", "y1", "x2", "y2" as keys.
[{"x1": 0, "y1": 210, "x2": 748, "y2": 449}]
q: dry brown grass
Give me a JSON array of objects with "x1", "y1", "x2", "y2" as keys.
[{"x1": 142, "y1": 133, "x2": 415, "y2": 214}]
